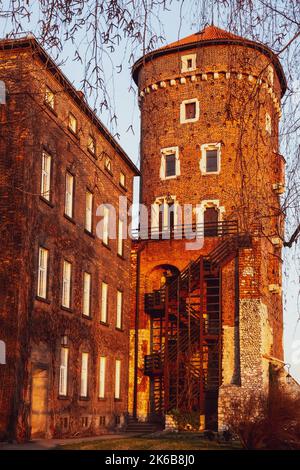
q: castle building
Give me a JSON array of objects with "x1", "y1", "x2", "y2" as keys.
[
  {"x1": 129, "y1": 25, "x2": 287, "y2": 430},
  {"x1": 0, "y1": 36, "x2": 139, "y2": 440}
]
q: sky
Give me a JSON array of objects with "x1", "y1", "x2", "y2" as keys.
[{"x1": 0, "y1": 1, "x2": 299, "y2": 381}]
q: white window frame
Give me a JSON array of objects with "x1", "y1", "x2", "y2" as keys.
[
  {"x1": 80, "y1": 352, "x2": 89, "y2": 397},
  {"x1": 160, "y1": 147, "x2": 180, "y2": 180},
  {"x1": 99, "y1": 356, "x2": 106, "y2": 399},
  {"x1": 65, "y1": 172, "x2": 74, "y2": 218},
  {"x1": 68, "y1": 112, "x2": 77, "y2": 134},
  {"x1": 41, "y1": 152, "x2": 51, "y2": 201},
  {"x1": 102, "y1": 205, "x2": 109, "y2": 245},
  {"x1": 266, "y1": 112, "x2": 272, "y2": 135},
  {"x1": 117, "y1": 218, "x2": 124, "y2": 256},
  {"x1": 115, "y1": 359, "x2": 121, "y2": 399},
  {"x1": 83, "y1": 272, "x2": 91, "y2": 317},
  {"x1": 101, "y1": 282, "x2": 108, "y2": 323},
  {"x1": 85, "y1": 190, "x2": 93, "y2": 233},
  {"x1": 87, "y1": 135, "x2": 96, "y2": 155},
  {"x1": 119, "y1": 171, "x2": 126, "y2": 188},
  {"x1": 200, "y1": 143, "x2": 221, "y2": 175},
  {"x1": 180, "y1": 98, "x2": 200, "y2": 124},
  {"x1": 116, "y1": 290, "x2": 123, "y2": 329},
  {"x1": 151, "y1": 195, "x2": 179, "y2": 233},
  {"x1": 59, "y1": 347, "x2": 69, "y2": 396},
  {"x1": 181, "y1": 54, "x2": 197, "y2": 73},
  {"x1": 62, "y1": 260, "x2": 72, "y2": 308},
  {"x1": 45, "y1": 86, "x2": 55, "y2": 109},
  {"x1": 37, "y1": 247, "x2": 48, "y2": 299}
]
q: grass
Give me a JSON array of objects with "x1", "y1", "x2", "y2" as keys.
[{"x1": 58, "y1": 432, "x2": 242, "y2": 450}]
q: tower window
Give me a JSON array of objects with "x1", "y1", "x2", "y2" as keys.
[
  {"x1": 160, "y1": 147, "x2": 180, "y2": 180},
  {"x1": 181, "y1": 54, "x2": 196, "y2": 72},
  {"x1": 206, "y1": 150, "x2": 218, "y2": 172},
  {"x1": 166, "y1": 154, "x2": 176, "y2": 177},
  {"x1": 180, "y1": 99, "x2": 200, "y2": 123},
  {"x1": 204, "y1": 207, "x2": 219, "y2": 237},
  {"x1": 200, "y1": 143, "x2": 221, "y2": 175}
]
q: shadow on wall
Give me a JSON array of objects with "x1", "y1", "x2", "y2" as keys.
[{"x1": 145, "y1": 264, "x2": 180, "y2": 293}]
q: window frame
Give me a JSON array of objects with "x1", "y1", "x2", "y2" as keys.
[
  {"x1": 181, "y1": 54, "x2": 197, "y2": 73},
  {"x1": 117, "y1": 218, "x2": 124, "y2": 257},
  {"x1": 80, "y1": 352, "x2": 89, "y2": 398},
  {"x1": 85, "y1": 190, "x2": 93, "y2": 233},
  {"x1": 87, "y1": 134, "x2": 96, "y2": 156},
  {"x1": 37, "y1": 246, "x2": 49, "y2": 300},
  {"x1": 101, "y1": 281, "x2": 108, "y2": 324},
  {"x1": 116, "y1": 290, "x2": 123, "y2": 330},
  {"x1": 59, "y1": 347, "x2": 69, "y2": 397},
  {"x1": 180, "y1": 98, "x2": 200, "y2": 124},
  {"x1": 61, "y1": 260, "x2": 72, "y2": 309},
  {"x1": 44, "y1": 86, "x2": 55, "y2": 110},
  {"x1": 64, "y1": 171, "x2": 74, "y2": 219},
  {"x1": 98, "y1": 356, "x2": 106, "y2": 399},
  {"x1": 82, "y1": 271, "x2": 91, "y2": 317},
  {"x1": 40, "y1": 151, "x2": 52, "y2": 202},
  {"x1": 200, "y1": 143, "x2": 221, "y2": 175},
  {"x1": 102, "y1": 205, "x2": 109, "y2": 246},
  {"x1": 114, "y1": 359, "x2": 121, "y2": 400},
  {"x1": 160, "y1": 146, "x2": 180, "y2": 180},
  {"x1": 68, "y1": 112, "x2": 78, "y2": 135},
  {"x1": 119, "y1": 171, "x2": 126, "y2": 188}
]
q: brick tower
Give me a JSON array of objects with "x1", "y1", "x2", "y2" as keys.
[{"x1": 129, "y1": 25, "x2": 287, "y2": 430}]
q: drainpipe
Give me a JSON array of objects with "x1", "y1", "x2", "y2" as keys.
[{"x1": 133, "y1": 248, "x2": 141, "y2": 418}]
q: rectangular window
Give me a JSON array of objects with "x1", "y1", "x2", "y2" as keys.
[
  {"x1": 101, "y1": 282, "x2": 108, "y2": 323},
  {"x1": 119, "y1": 172, "x2": 126, "y2": 187},
  {"x1": 117, "y1": 219, "x2": 124, "y2": 256},
  {"x1": 102, "y1": 206, "x2": 109, "y2": 245},
  {"x1": 115, "y1": 359, "x2": 121, "y2": 399},
  {"x1": 68, "y1": 113, "x2": 77, "y2": 134},
  {"x1": 45, "y1": 86, "x2": 55, "y2": 109},
  {"x1": 37, "y1": 247, "x2": 48, "y2": 299},
  {"x1": 80, "y1": 352, "x2": 89, "y2": 397},
  {"x1": 185, "y1": 102, "x2": 196, "y2": 120},
  {"x1": 64, "y1": 172, "x2": 74, "y2": 218},
  {"x1": 83, "y1": 272, "x2": 91, "y2": 317},
  {"x1": 85, "y1": 191, "x2": 93, "y2": 233},
  {"x1": 165, "y1": 154, "x2": 176, "y2": 177},
  {"x1": 206, "y1": 150, "x2": 218, "y2": 172},
  {"x1": 105, "y1": 157, "x2": 112, "y2": 172},
  {"x1": 62, "y1": 260, "x2": 72, "y2": 308},
  {"x1": 116, "y1": 290, "x2": 123, "y2": 329},
  {"x1": 99, "y1": 356, "x2": 106, "y2": 399},
  {"x1": 41, "y1": 152, "x2": 51, "y2": 201},
  {"x1": 59, "y1": 347, "x2": 69, "y2": 396},
  {"x1": 181, "y1": 54, "x2": 196, "y2": 72},
  {"x1": 87, "y1": 135, "x2": 96, "y2": 155}
]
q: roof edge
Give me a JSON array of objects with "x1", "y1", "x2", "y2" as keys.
[
  {"x1": 132, "y1": 37, "x2": 287, "y2": 97},
  {"x1": 0, "y1": 36, "x2": 140, "y2": 176}
]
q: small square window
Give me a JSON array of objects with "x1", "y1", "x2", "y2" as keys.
[
  {"x1": 45, "y1": 86, "x2": 55, "y2": 109},
  {"x1": 206, "y1": 150, "x2": 218, "y2": 173},
  {"x1": 87, "y1": 135, "x2": 96, "y2": 155},
  {"x1": 68, "y1": 113, "x2": 77, "y2": 134},
  {"x1": 166, "y1": 154, "x2": 176, "y2": 177},
  {"x1": 105, "y1": 157, "x2": 112, "y2": 172},
  {"x1": 119, "y1": 172, "x2": 126, "y2": 187},
  {"x1": 181, "y1": 54, "x2": 196, "y2": 72}
]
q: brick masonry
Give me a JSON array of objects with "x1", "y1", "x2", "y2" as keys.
[
  {"x1": 129, "y1": 27, "x2": 286, "y2": 429},
  {"x1": 0, "y1": 37, "x2": 138, "y2": 441}
]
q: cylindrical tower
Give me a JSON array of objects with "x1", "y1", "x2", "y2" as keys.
[{"x1": 130, "y1": 25, "x2": 286, "y2": 430}]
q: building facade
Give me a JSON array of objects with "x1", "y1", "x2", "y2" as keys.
[
  {"x1": 0, "y1": 37, "x2": 139, "y2": 441},
  {"x1": 129, "y1": 26, "x2": 287, "y2": 430}
]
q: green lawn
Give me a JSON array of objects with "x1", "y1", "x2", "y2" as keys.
[{"x1": 58, "y1": 432, "x2": 242, "y2": 450}]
